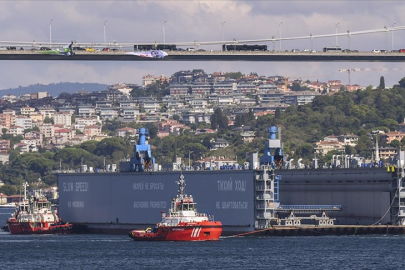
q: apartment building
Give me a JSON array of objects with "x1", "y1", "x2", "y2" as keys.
[
  {"x1": 0, "y1": 140, "x2": 11, "y2": 154},
  {"x1": 20, "y1": 106, "x2": 35, "y2": 115},
  {"x1": 15, "y1": 116, "x2": 32, "y2": 130},
  {"x1": 0, "y1": 113, "x2": 13, "y2": 130},
  {"x1": 39, "y1": 124, "x2": 55, "y2": 138},
  {"x1": 53, "y1": 112, "x2": 72, "y2": 128},
  {"x1": 38, "y1": 107, "x2": 56, "y2": 119}
]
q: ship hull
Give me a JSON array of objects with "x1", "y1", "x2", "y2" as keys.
[
  {"x1": 7, "y1": 220, "x2": 73, "y2": 234},
  {"x1": 129, "y1": 222, "x2": 222, "y2": 241}
]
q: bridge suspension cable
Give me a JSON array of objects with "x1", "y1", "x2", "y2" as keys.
[{"x1": 0, "y1": 26, "x2": 404, "y2": 48}]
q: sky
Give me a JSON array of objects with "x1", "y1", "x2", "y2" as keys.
[{"x1": 0, "y1": 0, "x2": 404, "y2": 90}]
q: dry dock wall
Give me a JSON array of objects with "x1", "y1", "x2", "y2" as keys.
[
  {"x1": 58, "y1": 167, "x2": 394, "y2": 232},
  {"x1": 277, "y1": 168, "x2": 393, "y2": 225},
  {"x1": 58, "y1": 170, "x2": 255, "y2": 231}
]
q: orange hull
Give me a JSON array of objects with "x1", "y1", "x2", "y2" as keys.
[
  {"x1": 129, "y1": 221, "x2": 222, "y2": 241},
  {"x1": 7, "y1": 219, "x2": 73, "y2": 234}
]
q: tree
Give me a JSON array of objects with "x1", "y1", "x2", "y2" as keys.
[
  {"x1": 345, "y1": 145, "x2": 355, "y2": 155},
  {"x1": 390, "y1": 139, "x2": 400, "y2": 149},
  {"x1": 275, "y1": 108, "x2": 281, "y2": 120},
  {"x1": 0, "y1": 185, "x2": 17, "y2": 195},
  {"x1": 44, "y1": 117, "x2": 53, "y2": 124},
  {"x1": 224, "y1": 72, "x2": 243, "y2": 80},
  {"x1": 291, "y1": 81, "x2": 301, "y2": 91},
  {"x1": 399, "y1": 77, "x2": 405, "y2": 88},
  {"x1": 145, "y1": 123, "x2": 158, "y2": 139},
  {"x1": 379, "y1": 76, "x2": 385, "y2": 90},
  {"x1": 210, "y1": 108, "x2": 228, "y2": 131},
  {"x1": 80, "y1": 140, "x2": 98, "y2": 154}
]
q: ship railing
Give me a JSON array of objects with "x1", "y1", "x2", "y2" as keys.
[
  {"x1": 256, "y1": 194, "x2": 272, "y2": 200},
  {"x1": 256, "y1": 213, "x2": 274, "y2": 219},
  {"x1": 256, "y1": 185, "x2": 272, "y2": 191},
  {"x1": 278, "y1": 205, "x2": 342, "y2": 211}
]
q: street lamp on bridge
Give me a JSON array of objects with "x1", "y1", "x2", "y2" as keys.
[
  {"x1": 220, "y1": 21, "x2": 225, "y2": 42},
  {"x1": 335, "y1": 22, "x2": 340, "y2": 47},
  {"x1": 49, "y1": 19, "x2": 53, "y2": 47},
  {"x1": 391, "y1": 22, "x2": 396, "y2": 51},
  {"x1": 104, "y1": 20, "x2": 107, "y2": 45},
  {"x1": 162, "y1": 21, "x2": 167, "y2": 44},
  {"x1": 278, "y1": 22, "x2": 283, "y2": 51}
]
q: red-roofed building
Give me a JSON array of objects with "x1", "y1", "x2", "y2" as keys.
[
  {"x1": 116, "y1": 127, "x2": 137, "y2": 138},
  {"x1": 313, "y1": 140, "x2": 345, "y2": 155},
  {"x1": 84, "y1": 125, "x2": 102, "y2": 138},
  {"x1": 382, "y1": 131, "x2": 405, "y2": 144}
]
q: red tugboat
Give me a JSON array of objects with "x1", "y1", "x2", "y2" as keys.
[
  {"x1": 129, "y1": 174, "x2": 222, "y2": 241},
  {"x1": 7, "y1": 182, "x2": 72, "y2": 234}
]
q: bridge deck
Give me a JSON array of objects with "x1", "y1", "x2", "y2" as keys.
[{"x1": 1, "y1": 51, "x2": 405, "y2": 61}]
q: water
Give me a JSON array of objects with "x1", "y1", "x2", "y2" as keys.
[{"x1": 1, "y1": 208, "x2": 405, "y2": 270}]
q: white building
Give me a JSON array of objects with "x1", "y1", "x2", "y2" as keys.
[
  {"x1": 78, "y1": 105, "x2": 96, "y2": 117},
  {"x1": 121, "y1": 107, "x2": 140, "y2": 122},
  {"x1": 38, "y1": 107, "x2": 56, "y2": 119},
  {"x1": 53, "y1": 112, "x2": 72, "y2": 128},
  {"x1": 15, "y1": 116, "x2": 32, "y2": 130},
  {"x1": 39, "y1": 124, "x2": 55, "y2": 138}
]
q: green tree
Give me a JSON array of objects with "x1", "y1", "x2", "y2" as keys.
[
  {"x1": 94, "y1": 137, "x2": 129, "y2": 159},
  {"x1": 0, "y1": 185, "x2": 17, "y2": 195},
  {"x1": 80, "y1": 140, "x2": 98, "y2": 154},
  {"x1": 390, "y1": 139, "x2": 400, "y2": 149},
  {"x1": 224, "y1": 72, "x2": 243, "y2": 80},
  {"x1": 210, "y1": 108, "x2": 228, "y2": 131},
  {"x1": 399, "y1": 77, "x2": 405, "y2": 88},
  {"x1": 291, "y1": 81, "x2": 301, "y2": 91},
  {"x1": 345, "y1": 145, "x2": 355, "y2": 155},
  {"x1": 379, "y1": 76, "x2": 385, "y2": 90},
  {"x1": 44, "y1": 117, "x2": 53, "y2": 124}
]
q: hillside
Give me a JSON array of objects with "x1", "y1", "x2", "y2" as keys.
[{"x1": 0, "y1": 82, "x2": 110, "y2": 97}]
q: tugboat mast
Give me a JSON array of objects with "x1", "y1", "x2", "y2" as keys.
[{"x1": 176, "y1": 174, "x2": 186, "y2": 200}]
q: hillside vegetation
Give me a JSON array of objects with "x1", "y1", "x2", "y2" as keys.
[{"x1": 1, "y1": 78, "x2": 405, "y2": 195}]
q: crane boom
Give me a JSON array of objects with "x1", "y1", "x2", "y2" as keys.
[{"x1": 339, "y1": 67, "x2": 403, "y2": 89}]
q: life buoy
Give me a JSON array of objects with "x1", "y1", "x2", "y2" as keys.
[
  {"x1": 68, "y1": 225, "x2": 73, "y2": 230},
  {"x1": 63, "y1": 226, "x2": 68, "y2": 230}
]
